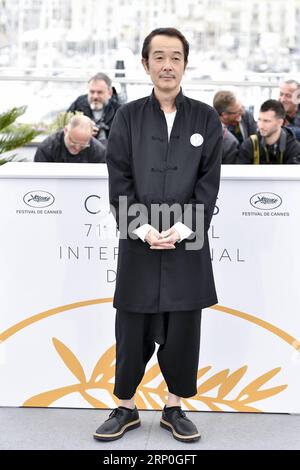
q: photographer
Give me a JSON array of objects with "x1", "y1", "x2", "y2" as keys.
[
  {"x1": 34, "y1": 115, "x2": 106, "y2": 163},
  {"x1": 67, "y1": 72, "x2": 120, "y2": 147}
]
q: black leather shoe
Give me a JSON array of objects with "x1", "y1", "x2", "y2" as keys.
[
  {"x1": 93, "y1": 406, "x2": 141, "y2": 441},
  {"x1": 160, "y1": 406, "x2": 201, "y2": 442}
]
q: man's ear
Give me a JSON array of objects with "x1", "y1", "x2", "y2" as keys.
[{"x1": 141, "y1": 58, "x2": 149, "y2": 74}]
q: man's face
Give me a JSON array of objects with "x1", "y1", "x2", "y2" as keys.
[
  {"x1": 64, "y1": 126, "x2": 92, "y2": 155},
  {"x1": 279, "y1": 83, "x2": 299, "y2": 115},
  {"x1": 88, "y1": 79, "x2": 112, "y2": 110},
  {"x1": 257, "y1": 110, "x2": 283, "y2": 138},
  {"x1": 142, "y1": 34, "x2": 186, "y2": 94},
  {"x1": 221, "y1": 100, "x2": 243, "y2": 125}
]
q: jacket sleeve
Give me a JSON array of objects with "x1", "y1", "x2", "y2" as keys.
[
  {"x1": 106, "y1": 108, "x2": 148, "y2": 237},
  {"x1": 247, "y1": 112, "x2": 257, "y2": 135},
  {"x1": 180, "y1": 110, "x2": 223, "y2": 233},
  {"x1": 34, "y1": 146, "x2": 53, "y2": 162},
  {"x1": 90, "y1": 140, "x2": 106, "y2": 163},
  {"x1": 237, "y1": 139, "x2": 253, "y2": 164},
  {"x1": 67, "y1": 100, "x2": 76, "y2": 113},
  {"x1": 222, "y1": 134, "x2": 239, "y2": 164},
  {"x1": 285, "y1": 139, "x2": 300, "y2": 164}
]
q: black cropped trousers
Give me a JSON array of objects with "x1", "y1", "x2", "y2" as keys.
[{"x1": 113, "y1": 309, "x2": 202, "y2": 400}]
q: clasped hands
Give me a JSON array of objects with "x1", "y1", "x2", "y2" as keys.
[{"x1": 145, "y1": 227, "x2": 180, "y2": 250}]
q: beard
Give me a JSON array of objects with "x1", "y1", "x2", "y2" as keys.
[{"x1": 90, "y1": 101, "x2": 104, "y2": 111}]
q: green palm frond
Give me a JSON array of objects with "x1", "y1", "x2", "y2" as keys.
[
  {"x1": 0, "y1": 105, "x2": 41, "y2": 164},
  {"x1": 0, "y1": 106, "x2": 28, "y2": 132},
  {"x1": 0, "y1": 128, "x2": 40, "y2": 154},
  {"x1": 0, "y1": 155, "x2": 16, "y2": 165}
]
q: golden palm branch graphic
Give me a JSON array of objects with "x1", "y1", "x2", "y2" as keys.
[{"x1": 23, "y1": 339, "x2": 288, "y2": 411}]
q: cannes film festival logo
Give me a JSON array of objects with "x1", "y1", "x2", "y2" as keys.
[
  {"x1": 23, "y1": 191, "x2": 55, "y2": 208},
  {"x1": 250, "y1": 192, "x2": 282, "y2": 210}
]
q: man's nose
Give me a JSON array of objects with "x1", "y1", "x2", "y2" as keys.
[{"x1": 162, "y1": 58, "x2": 173, "y2": 70}]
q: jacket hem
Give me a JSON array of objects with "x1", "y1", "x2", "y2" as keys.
[{"x1": 113, "y1": 297, "x2": 218, "y2": 313}]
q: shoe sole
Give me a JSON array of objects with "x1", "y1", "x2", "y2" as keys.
[
  {"x1": 160, "y1": 419, "x2": 201, "y2": 443},
  {"x1": 93, "y1": 419, "x2": 141, "y2": 442}
]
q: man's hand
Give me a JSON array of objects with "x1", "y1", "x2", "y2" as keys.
[
  {"x1": 92, "y1": 124, "x2": 99, "y2": 137},
  {"x1": 145, "y1": 227, "x2": 180, "y2": 250},
  {"x1": 158, "y1": 227, "x2": 181, "y2": 247},
  {"x1": 144, "y1": 228, "x2": 164, "y2": 246}
]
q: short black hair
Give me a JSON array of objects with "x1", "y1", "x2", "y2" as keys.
[
  {"x1": 260, "y1": 99, "x2": 286, "y2": 120},
  {"x1": 142, "y1": 27, "x2": 189, "y2": 64}
]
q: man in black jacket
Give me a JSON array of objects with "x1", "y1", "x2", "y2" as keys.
[
  {"x1": 221, "y1": 126, "x2": 239, "y2": 164},
  {"x1": 213, "y1": 90, "x2": 257, "y2": 146},
  {"x1": 67, "y1": 72, "x2": 120, "y2": 146},
  {"x1": 238, "y1": 100, "x2": 300, "y2": 164},
  {"x1": 279, "y1": 79, "x2": 300, "y2": 141},
  {"x1": 93, "y1": 28, "x2": 222, "y2": 443},
  {"x1": 34, "y1": 115, "x2": 106, "y2": 163}
]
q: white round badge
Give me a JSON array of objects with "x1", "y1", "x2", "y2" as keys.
[{"x1": 190, "y1": 133, "x2": 203, "y2": 147}]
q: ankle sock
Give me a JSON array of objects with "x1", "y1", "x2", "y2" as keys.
[{"x1": 118, "y1": 406, "x2": 135, "y2": 411}]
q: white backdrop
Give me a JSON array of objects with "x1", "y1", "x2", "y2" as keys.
[{"x1": 0, "y1": 163, "x2": 300, "y2": 413}]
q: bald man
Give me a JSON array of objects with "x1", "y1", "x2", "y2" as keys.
[{"x1": 34, "y1": 115, "x2": 106, "y2": 163}]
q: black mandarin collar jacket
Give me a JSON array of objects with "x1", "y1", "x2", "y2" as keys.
[{"x1": 106, "y1": 89, "x2": 223, "y2": 313}]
